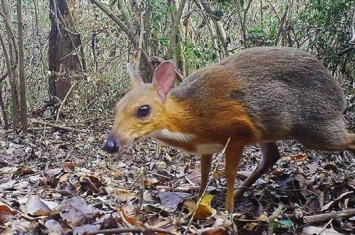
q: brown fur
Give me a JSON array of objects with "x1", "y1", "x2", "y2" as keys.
[
  {"x1": 105, "y1": 47, "x2": 355, "y2": 213},
  {"x1": 171, "y1": 47, "x2": 351, "y2": 150}
]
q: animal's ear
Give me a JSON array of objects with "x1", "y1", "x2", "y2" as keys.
[
  {"x1": 152, "y1": 61, "x2": 176, "y2": 101},
  {"x1": 127, "y1": 63, "x2": 144, "y2": 88}
]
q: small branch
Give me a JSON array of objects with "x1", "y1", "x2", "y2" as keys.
[
  {"x1": 135, "y1": 11, "x2": 145, "y2": 69},
  {"x1": 0, "y1": 71, "x2": 9, "y2": 83},
  {"x1": 89, "y1": 0, "x2": 154, "y2": 74},
  {"x1": 116, "y1": 0, "x2": 134, "y2": 30},
  {"x1": 185, "y1": 138, "x2": 230, "y2": 232},
  {"x1": 87, "y1": 227, "x2": 176, "y2": 235},
  {"x1": 135, "y1": 167, "x2": 145, "y2": 220},
  {"x1": 274, "y1": 5, "x2": 289, "y2": 46},
  {"x1": 200, "y1": 0, "x2": 230, "y2": 57},
  {"x1": 55, "y1": 79, "x2": 79, "y2": 122},
  {"x1": 242, "y1": 0, "x2": 253, "y2": 43},
  {"x1": 30, "y1": 119, "x2": 84, "y2": 133},
  {"x1": 319, "y1": 219, "x2": 333, "y2": 234},
  {"x1": 336, "y1": 47, "x2": 354, "y2": 56},
  {"x1": 156, "y1": 185, "x2": 200, "y2": 192},
  {"x1": 350, "y1": 9, "x2": 355, "y2": 44},
  {"x1": 303, "y1": 208, "x2": 355, "y2": 224}
]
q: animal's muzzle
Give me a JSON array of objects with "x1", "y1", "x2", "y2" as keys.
[{"x1": 103, "y1": 137, "x2": 119, "y2": 153}]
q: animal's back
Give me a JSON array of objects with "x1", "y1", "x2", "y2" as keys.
[
  {"x1": 104, "y1": 47, "x2": 355, "y2": 213},
  {"x1": 172, "y1": 47, "x2": 346, "y2": 149}
]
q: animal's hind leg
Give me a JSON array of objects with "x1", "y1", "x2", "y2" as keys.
[
  {"x1": 344, "y1": 133, "x2": 355, "y2": 156},
  {"x1": 234, "y1": 142, "x2": 281, "y2": 202}
]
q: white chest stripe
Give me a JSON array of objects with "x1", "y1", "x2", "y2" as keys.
[
  {"x1": 149, "y1": 129, "x2": 224, "y2": 155},
  {"x1": 195, "y1": 143, "x2": 224, "y2": 155},
  {"x1": 149, "y1": 129, "x2": 196, "y2": 142}
]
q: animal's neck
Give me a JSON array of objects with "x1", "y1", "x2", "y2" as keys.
[
  {"x1": 163, "y1": 96, "x2": 196, "y2": 134},
  {"x1": 147, "y1": 96, "x2": 200, "y2": 149},
  {"x1": 163, "y1": 92, "x2": 263, "y2": 147}
]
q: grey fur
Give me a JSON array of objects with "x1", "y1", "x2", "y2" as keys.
[{"x1": 171, "y1": 47, "x2": 350, "y2": 151}]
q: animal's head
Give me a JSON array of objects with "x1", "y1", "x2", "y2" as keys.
[{"x1": 103, "y1": 61, "x2": 176, "y2": 153}]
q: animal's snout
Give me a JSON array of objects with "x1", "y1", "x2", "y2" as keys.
[{"x1": 103, "y1": 138, "x2": 119, "y2": 153}]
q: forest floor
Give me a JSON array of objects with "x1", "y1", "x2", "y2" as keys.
[{"x1": 1, "y1": 115, "x2": 355, "y2": 234}]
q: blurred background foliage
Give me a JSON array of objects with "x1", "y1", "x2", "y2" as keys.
[{"x1": 0, "y1": 0, "x2": 354, "y2": 128}]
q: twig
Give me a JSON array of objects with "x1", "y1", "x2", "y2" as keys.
[
  {"x1": 152, "y1": 172, "x2": 171, "y2": 179},
  {"x1": 156, "y1": 185, "x2": 199, "y2": 192},
  {"x1": 27, "y1": 126, "x2": 52, "y2": 131},
  {"x1": 0, "y1": 71, "x2": 8, "y2": 83},
  {"x1": 89, "y1": 0, "x2": 154, "y2": 74},
  {"x1": 200, "y1": 0, "x2": 230, "y2": 57},
  {"x1": 30, "y1": 119, "x2": 84, "y2": 133},
  {"x1": 350, "y1": 9, "x2": 355, "y2": 44},
  {"x1": 134, "y1": 11, "x2": 145, "y2": 69},
  {"x1": 274, "y1": 5, "x2": 289, "y2": 46},
  {"x1": 62, "y1": 149, "x2": 73, "y2": 163},
  {"x1": 303, "y1": 208, "x2": 355, "y2": 224},
  {"x1": 86, "y1": 227, "x2": 176, "y2": 235},
  {"x1": 185, "y1": 138, "x2": 231, "y2": 233},
  {"x1": 319, "y1": 218, "x2": 333, "y2": 235},
  {"x1": 336, "y1": 47, "x2": 354, "y2": 56},
  {"x1": 55, "y1": 80, "x2": 79, "y2": 122},
  {"x1": 135, "y1": 167, "x2": 145, "y2": 220}
]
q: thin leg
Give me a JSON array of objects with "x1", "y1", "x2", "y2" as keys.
[
  {"x1": 234, "y1": 142, "x2": 281, "y2": 201},
  {"x1": 225, "y1": 143, "x2": 244, "y2": 212},
  {"x1": 346, "y1": 133, "x2": 355, "y2": 155},
  {"x1": 199, "y1": 154, "x2": 213, "y2": 196}
]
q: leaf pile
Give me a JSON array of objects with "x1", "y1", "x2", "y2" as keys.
[{"x1": 0, "y1": 119, "x2": 355, "y2": 234}]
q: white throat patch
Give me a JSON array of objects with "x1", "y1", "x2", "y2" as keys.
[
  {"x1": 195, "y1": 143, "x2": 224, "y2": 155},
  {"x1": 149, "y1": 129, "x2": 224, "y2": 155},
  {"x1": 149, "y1": 129, "x2": 196, "y2": 142}
]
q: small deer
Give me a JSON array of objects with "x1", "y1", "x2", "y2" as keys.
[{"x1": 103, "y1": 47, "x2": 355, "y2": 212}]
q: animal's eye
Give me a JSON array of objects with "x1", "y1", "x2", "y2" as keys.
[{"x1": 137, "y1": 105, "x2": 150, "y2": 118}]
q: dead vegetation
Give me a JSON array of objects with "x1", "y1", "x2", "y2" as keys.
[{"x1": 0, "y1": 117, "x2": 355, "y2": 234}]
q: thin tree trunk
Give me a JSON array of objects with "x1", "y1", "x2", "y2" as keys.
[
  {"x1": 234, "y1": 0, "x2": 252, "y2": 46},
  {"x1": 274, "y1": 5, "x2": 288, "y2": 46},
  {"x1": 17, "y1": 0, "x2": 28, "y2": 130},
  {"x1": 0, "y1": 32, "x2": 10, "y2": 129},
  {"x1": 200, "y1": 0, "x2": 230, "y2": 57},
  {"x1": 1, "y1": 0, "x2": 20, "y2": 130},
  {"x1": 48, "y1": 0, "x2": 86, "y2": 104},
  {"x1": 167, "y1": 0, "x2": 187, "y2": 58},
  {"x1": 0, "y1": 86, "x2": 9, "y2": 129},
  {"x1": 242, "y1": 0, "x2": 252, "y2": 44}
]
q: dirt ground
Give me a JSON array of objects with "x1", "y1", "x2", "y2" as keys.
[{"x1": 0, "y1": 116, "x2": 355, "y2": 234}]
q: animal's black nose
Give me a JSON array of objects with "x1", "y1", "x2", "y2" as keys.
[{"x1": 103, "y1": 138, "x2": 119, "y2": 153}]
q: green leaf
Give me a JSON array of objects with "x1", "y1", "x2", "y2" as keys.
[
  {"x1": 316, "y1": 0, "x2": 321, "y2": 8},
  {"x1": 109, "y1": 0, "x2": 117, "y2": 7},
  {"x1": 278, "y1": 219, "x2": 294, "y2": 229},
  {"x1": 156, "y1": 37, "x2": 170, "y2": 46}
]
